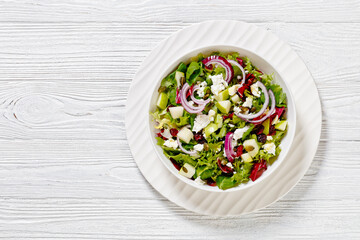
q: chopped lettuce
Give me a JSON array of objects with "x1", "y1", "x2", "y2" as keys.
[
  {"x1": 151, "y1": 52, "x2": 288, "y2": 190},
  {"x1": 186, "y1": 62, "x2": 202, "y2": 85}
]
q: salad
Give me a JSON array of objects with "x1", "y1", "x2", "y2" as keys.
[{"x1": 151, "y1": 52, "x2": 288, "y2": 190}]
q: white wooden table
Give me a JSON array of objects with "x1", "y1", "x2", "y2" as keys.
[{"x1": 0, "y1": 1, "x2": 359, "y2": 239}]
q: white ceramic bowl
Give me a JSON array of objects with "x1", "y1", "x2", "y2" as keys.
[{"x1": 148, "y1": 45, "x2": 296, "y2": 192}]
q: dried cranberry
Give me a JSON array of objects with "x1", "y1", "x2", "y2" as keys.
[
  {"x1": 176, "y1": 89, "x2": 181, "y2": 104},
  {"x1": 186, "y1": 85, "x2": 194, "y2": 98},
  {"x1": 236, "y1": 58, "x2": 245, "y2": 67},
  {"x1": 194, "y1": 133, "x2": 206, "y2": 143},
  {"x1": 237, "y1": 78, "x2": 254, "y2": 98},
  {"x1": 235, "y1": 145, "x2": 243, "y2": 157},
  {"x1": 206, "y1": 178, "x2": 217, "y2": 187},
  {"x1": 269, "y1": 125, "x2": 276, "y2": 136},
  {"x1": 170, "y1": 158, "x2": 181, "y2": 171},
  {"x1": 170, "y1": 128, "x2": 178, "y2": 137},
  {"x1": 257, "y1": 70, "x2": 263, "y2": 74},
  {"x1": 246, "y1": 73, "x2": 255, "y2": 81},
  {"x1": 194, "y1": 132, "x2": 203, "y2": 141},
  {"x1": 257, "y1": 133, "x2": 267, "y2": 144},
  {"x1": 217, "y1": 159, "x2": 233, "y2": 174},
  {"x1": 252, "y1": 124, "x2": 264, "y2": 135},
  {"x1": 156, "y1": 132, "x2": 167, "y2": 140},
  {"x1": 250, "y1": 160, "x2": 267, "y2": 181},
  {"x1": 275, "y1": 107, "x2": 285, "y2": 117},
  {"x1": 204, "y1": 64, "x2": 214, "y2": 71},
  {"x1": 223, "y1": 112, "x2": 234, "y2": 120}
]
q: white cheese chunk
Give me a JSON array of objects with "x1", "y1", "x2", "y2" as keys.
[
  {"x1": 250, "y1": 82, "x2": 261, "y2": 97},
  {"x1": 197, "y1": 81, "x2": 207, "y2": 98},
  {"x1": 163, "y1": 139, "x2": 178, "y2": 149},
  {"x1": 161, "y1": 128, "x2": 173, "y2": 139},
  {"x1": 194, "y1": 177, "x2": 206, "y2": 185},
  {"x1": 192, "y1": 114, "x2": 211, "y2": 133},
  {"x1": 233, "y1": 126, "x2": 250, "y2": 141},
  {"x1": 226, "y1": 162, "x2": 233, "y2": 168},
  {"x1": 242, "y1": 96, "x2": 253, "y2": 108},
  {"x1": 194, "y1": 144, "x2": 204, "y2": 152},
  {"x1": 209, "y1": 74, "x2": 228, "y2": 96},
  {"x1": 263, "y1": 142, "x2": 276, "y2": 155}
]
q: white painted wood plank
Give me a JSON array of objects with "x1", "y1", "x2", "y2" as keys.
[
  {"x1": 0, "y1": 0, "x2": 358, "y2": 238},
  {"x1": 0, "y1": 0, "x2": 359, "y2": 23},
  {"x1": 0, "y1": 22, "x2": 359, "y2": 84}
]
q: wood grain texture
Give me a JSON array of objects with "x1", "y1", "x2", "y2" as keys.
[{"x1": 0, "y1": 0, "x2": 359, "y2": 239}]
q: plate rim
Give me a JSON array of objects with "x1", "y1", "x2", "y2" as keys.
[{"x1": 125, "y1": 20, "x2": 322, "y2": 216}]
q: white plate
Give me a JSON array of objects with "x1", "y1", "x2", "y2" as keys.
[{"x1": 126, "y1": 20, "x2": 322, "y2": 216}]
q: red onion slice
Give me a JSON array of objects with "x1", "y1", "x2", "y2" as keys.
[
  {"x1": 177, "y1": 137, "x2": 197, "y2": 155},
  {"x1": 230, "y1": 137, "x2": 237, "y2": 157},
  {"x1": 248, "y1": 90, "x2": 276, "y2": 124},
  {"x1": 190, "y1": 85, "x2": 211, "y2": 105},
  {"x1": 180, "y1": 83, "x2": 206, "y2": 113},
  {"x1": 182, "y1": 84, "x2": 206, "y2": 111},
  {"x1": 228, "y1": 59, "x2": 246, "y2": 86},
  {"x1": 202, "y1": 56, "x2": 234, "y2": 83},
  {"x1": 225, "y1": 132, "x2": 236, "y2": 162},
  {"x1": 234, "y1": 81, "x2": 269, "y2": 120},
  {"x1": 217, "y1": 158, "x2": 233, "y2": 173}
]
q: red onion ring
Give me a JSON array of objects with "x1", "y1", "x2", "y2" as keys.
[
  {"x1": 190, "y1": 85, "x2": 211, "y2": 105},
  {"x1": 248, "y1": 90, "x2": 275, "y2": 124},
  {"x1": 202, "y1": 56, "x2": 234, "y2": 83},
  {"x1": 230, "y1": 137, "x2": 237, "y2": 157},
  {"x1": 225, "y1": 132, "x2": 236, "y2": 162},
  {"x1": 234, "y1": 81, "x2": 269, "y2": 120},
  {"x1": 182, "y1": 84, "x2": 206, "y2": 111},
  {"x1": 228, "y1": 59, "x2": 246, "y2": 86},
  {"x1": 177, "y1": 137, "x2": 197, "y2": 155},
  {"x1": 180, "y1": 83, "x2": 206, "y2": 113}
]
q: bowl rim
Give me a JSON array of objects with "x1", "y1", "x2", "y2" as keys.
[{"x1": 147, "y1": 44, "x2": 297, "y2": 193}]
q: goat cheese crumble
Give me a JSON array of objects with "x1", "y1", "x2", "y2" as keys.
[
  {"x1": 233, "y1": 126, "x2": 250, "y2": 140},
  {"x1": 192, "y1": 114, "x2": 211, "y2": 133},
  {"x1": 210, "y1": 74, "x2": 228, "y2": 95},
  {"x1": 197, "y1": 81, "x2": 207, "y2": 98},
  {"x1": 194, "y1": 144, "x2": 204, "y2": 152},
  {"x1": 250, "y1": 81, "x2": 261, "y2": 97},
  {"x1": 263, "y1": 142, "x2": 276, "y2": 155},
  {"x1": 163, "y1": 139, "x2": 178, "y2": 149},
  {"x1": 243, "y1": 96, "x2": 253, "y2": 108}
]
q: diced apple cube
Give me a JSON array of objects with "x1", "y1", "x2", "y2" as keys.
[
  {"x1": 169, "y1": 106, "x2": 184, "y2": 119},
  {"x1": 215, "y1": 100, "x2": 231, "y2": 114},
  {"x1": 241, "y1": 153, "x2": 253, "y2": 163},
  {"x1": 175, "y1": 71, "x2": 184, "y2": 87},
  {"x1": 243, "y1": 139, "x2": 259, "y2": 157},
  {"x1": 179, "y1": 163, "x2": 195, "y2": 178},
  {"x1": 231, "y1": 94, "x2": 241, "y2": 103},
  {"x1": 177, "y1": 127, "x2": 193, "y2": 143},
  {"x1": 275, "y1": 120, "x2": 288, "y2": 131}
]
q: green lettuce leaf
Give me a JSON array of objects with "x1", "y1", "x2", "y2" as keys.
[
  {"x1": 186, "y1": 62, "x2": 201, "y2": 85},
  {"x1": 177, "y1": 62, "x2": 187, "y2": 73}
]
